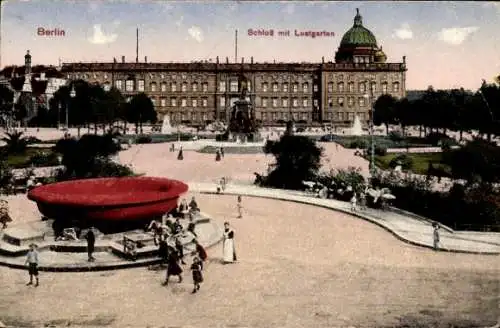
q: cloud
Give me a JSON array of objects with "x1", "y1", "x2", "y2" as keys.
[
  {"x1": 437, "y1": 26, "x2": 479, "y2": 45},
  {"x1": 188, "y1": 26, "x2": 204, "y2": 42},
  {"x1": 393, "y1": 23, "x2": 413, "y2": 40},
  {"x1": 283, "y1": 3, "x2": 295, "y2": 15},
  {"x1": 88, "y1": 24, "x2": 118, "y2": 45},
  {"x1": 175, "y1": 16, "x2": 184, "y2": 27}
]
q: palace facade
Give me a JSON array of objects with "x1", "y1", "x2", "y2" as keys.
[{"x1": 59, "y1": 9, "x2": 406, "y2": 127}]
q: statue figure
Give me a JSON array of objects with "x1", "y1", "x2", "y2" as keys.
[{"x1": 228, "y1": 73, "x2": 257, "y2": 136}]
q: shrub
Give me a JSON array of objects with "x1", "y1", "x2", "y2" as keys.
[
  {"x1": 389, "y1": 154, "x2": 413, "y2": 170},
  {"x1": 388, "y1": 131, "x2": 404, "y2": 142},
  {"x1": 349, "y1": 138, "x2": 367, "y2": 149},
  {"x1": 440, "y1": 138, "x2": 454, "y2": 152},
  {"x1": 425, "y1": 132, "x2": 450, "y2": 146},
  {"x1": 374, "y1": 145, "x2": 387, "y2": 156},
  {"x1": 136, "y1": 135, "x2": 152, "y2": 144},
  {"x1": 29, "y1": 151, "x2": 61, "y2": 167}
]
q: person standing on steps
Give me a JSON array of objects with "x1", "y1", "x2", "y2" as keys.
[
  {"x1": 433, "y1": 223, "x2": 441, "y2": 250},
  {"x1": 237, "y1": 195, "x2": 243, "y2": 218},
  {"x1": 190, "y1": 257, "x2": 203, "y2": 294},
  {"x1": 85, "y1": 227, "x2": 96, "y2": 262},
  {"x1": 222, "y1": 222, "x2": 237, "y2": 264},
  {"x1": 25, "y1": 244, "x2": 39, "y2": 287}
]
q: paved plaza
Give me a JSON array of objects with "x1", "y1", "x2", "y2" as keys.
[{"x1": 0, "y1": 133, "x2": 498, "y2": 328}]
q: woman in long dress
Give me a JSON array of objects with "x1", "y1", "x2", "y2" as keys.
[
  {"x1": 222, "y1": 222, "x2": 237, "y2": 264},
  {"x1": 163, "y1": 245, "x2": 183, "y2": 286}
]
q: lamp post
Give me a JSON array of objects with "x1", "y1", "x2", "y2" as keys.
[
  {"x1": 364, "y1": 82, "x2": 375, "y2": 179},
  {"x1": 68, "y1": 86, "x2": 76, "y2": 129}
]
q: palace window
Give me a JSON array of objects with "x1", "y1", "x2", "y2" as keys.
[
  {"x1": 292, "y1": 112, "x2": 298, "y2": 120},
  {"x1": 160, "y1": 74, "x2": 165, "y2": 79},
  {"x1": 371, "y1": 82, "x2": 376, "y2": 92},
  {"x1": 181, "y1": 113, "x2": 187, "y2": 121},
  {"x1": 171, "y1": 98, "x2": 177, "y2": 107},
  {"x1": 181, "y1": 98, "x2": 187, "y2": 107},
  {"x1": 283, "y1": 112, "x2": 288, "y2": 121},
  {"x1": 272, "y1": 98, "x2": 278, "y2": 107},
  {"x1": 302, "y1": 98, "x2": 308, "y2": 107},
  {"x1": 338, "y1": 97, "x2": 344, "y2": 106},
  {"x1": 104, "y1": 73, "x2": 108, "y2": 79},
  {"x1": 337, "y1": 82, "x2": 344, "y2": 92},
  {"x1": 382, "y1": 82, "x2": 388, "y2": 94},
  {"x1": 348, "y1": 97, "x2": 354, "y2": 107},
  {"x1": 160, "y1": 98, "x2": 166, "y2": 107},
  {"x1": 393, "y1": 82, "x2": 400, "y2": 92},
  {"x1": 192, "y1": 112, "x2": 198, "y2": 121},
  {"x1": 262, "y1": 112, "x2": 267, "y2": 121},
  {"x1": 273, "y1": 83, "x2": 279, "y2": 92},
  {"x1": 248, "y1": 81, "x2": 252, "y2": 91},
  {"x1": 230, "y1": 81, "x2": 238, "y2": 92},
  {"x1": 150, "y1": 82, "x2": 157, "y2": 92},
  {"x1": 203, "y1": 112, "x2": 208, "y2": 121},
  {"x1": 161, "y1": 82, "x2": 167, "y2": 92},
  {"x1": 313, "y1": 84, "x2": 318, "y2": 92},
  {"x1": 282, "y1": 98, "x2": 289, "y2": 107},
  {"x1": 181, "y1": 82, "x2": 188, "y2": 92},
  {"x1": 348, "y1": 82, "x2": 354, "y2": 93},
  {"x1": 192, "y1": 99, "x2": 198, "y2": 107},
  {"x1": 219, "y1": 81, "x2": 226, "y2": 92},
  {"x1": 327, "y1": 82, "x2": 333, "y2": 93},
  {"x1": 192, "y1": 83, "x2": 198, "y2": 92},
  {"x1": 262, "y1": 98, "x2": 268, "y2": 107},
  {"x1": 328, "y1": 97, "x2": 333, "y2": 107},
  {"x1": 125, "y1": 80, "x2": 134, "y2": 92},
  {"x1": 302, "y1": 82, "x2": 309, "y2": 93},
  {"x1": 220, "y1": 96, "x2": 226, "y2": 107},
  {"x1": 292, "y1": 83, "x2": 298, "y2": 92},
  {"x1": 359, "y1": 97, "x2": 366, "y2": 107},
  {"x1": 202, "y1": 98, "x2": 208, "y2": 107},
  {"x1": 293, "y1": 98, "x2": 299, "y2": 107},
  {"x1": 272, "y1": 112, "x2": 278, "y2": 121},
  {"x1": 137, "y1": 80, "x2": 146, "y2": 92},
  {"x1": 151, "y1": 98, "x2": 156, "y2": 106},
  {"x1": 302, "y1": 113, "x2": 308, "y2": 120},
  {"x1": 262, "y1": 82, "x2": 268, "y2": 92},
  {"x1": 313, "y1": 99, "x2": 318, "y2": 107},
  {"x1": 202, "y1": 83, "x2": 208, "y2": 92},
  {"x1": 359, "y1": 82, "x2": 366, "y2": 93},
  {"x1": 103, "y1": 82, "x2": 111, "y2": 91},
  {"x1": 171, "y1": 83, "x2": 177, "y2": 92},
  {"x1": 283, "y1": 83, "x2": 289, "y2": 92}
]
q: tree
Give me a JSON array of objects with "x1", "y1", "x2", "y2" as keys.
[
  {"x1": 261, "y1": 135, "x2": 323, "y2": 190},
  {"x1": 54, "y1": 134, "x2": 125, "y2": 179},
  {"x1": 1, "y1": 131, "x2": 28, "y2": 154},
  {"x1": 373, "y1": 94, "x2": 397, "y2": 134},
  {"x1": 393, "y1": 98, "x2": 413, "y2": 135},
  {"x1": 443, "y1": 138, "x2": 500, "y2": 184},
  {"x1": 125, "y1": 93, "x2": 157, "y2": 134}
]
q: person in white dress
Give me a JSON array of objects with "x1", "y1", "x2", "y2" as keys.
[{"x1": 222, "y1": 222, "x2": 237, "y2": 264}]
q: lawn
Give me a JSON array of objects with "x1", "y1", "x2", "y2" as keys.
[
  {"x1": 374, "y1": 152, "x2": 451, "y2": 176},
  {"x1": 325, "y1": 135, "x2": 458, "y2": 149},
  {"x1": 3, "y1": 148, "x2": 61, "y2": 169}
]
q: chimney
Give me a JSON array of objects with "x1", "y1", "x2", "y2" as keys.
[
  {"x1": 226, "y1": 57, "x2": 229, "y2": 64},
  {"x1": 322, "y1": 56, "x2": 324, "y2": 63},
  {"x1": 403, "y1": 55, "x2": 406, "y2": 64},
  {"x1": 216, "y1": 56, "x2": 219, "y2": 64},
  {"x1": 241, "y1": 57, "x2": 244, "y2": 64},
  {"x1": 122, "y1": 56, "x2": 125, "y2": 63},
  {"x1": 251, "y1": 57, "x2": 253, "y2": 64},
  {"x1": 145, "y1": 56, "x2": 147, "y2": 63}
]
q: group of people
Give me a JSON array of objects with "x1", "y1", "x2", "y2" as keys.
[{"x1": 350, "y1": 192, "x2": 367, "y2": 212}]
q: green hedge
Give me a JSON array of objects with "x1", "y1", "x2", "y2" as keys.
[{"x1": 324, "y1": 135, "x2": 458, "y2": 149}]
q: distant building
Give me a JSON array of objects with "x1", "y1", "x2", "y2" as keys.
[{"x1": 30, "y1": 9, "x2": 409, "y2": 127}]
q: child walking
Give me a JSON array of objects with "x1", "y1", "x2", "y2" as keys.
[
  {"x1": 25, "y1": 243, "x2": 39, "y2": 287},
  {"x1": 237, "y1": 195, "x2": 243, "y2": 218},
  {"x1": 190, "y1": 257, "x2": 203, "y2": 293}
]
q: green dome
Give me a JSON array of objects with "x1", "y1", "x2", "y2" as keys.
[{"x1": 340, "y1": 9, "x2": 377, "y2": 47}]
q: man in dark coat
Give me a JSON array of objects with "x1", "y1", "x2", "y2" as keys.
[{"x1": 85, "y1": 227, "x2": 96, "y2": 262}]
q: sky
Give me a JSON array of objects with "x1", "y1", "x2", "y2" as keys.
[{"x1": 1, "y1": 1, "x2": 499, "y2": 90}]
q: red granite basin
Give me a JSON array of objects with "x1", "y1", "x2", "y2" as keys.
[{"x1": 27, "y1": 177, "x2": 188, "y2": 222}]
